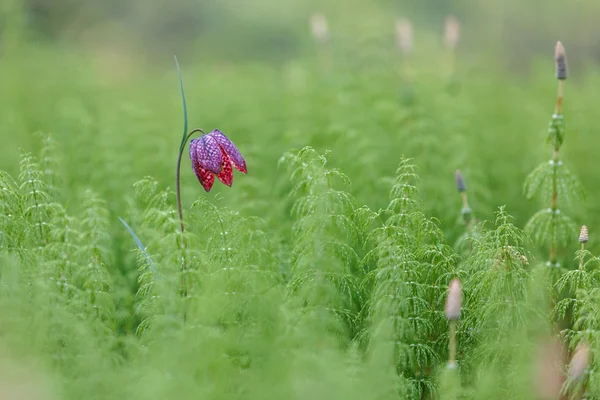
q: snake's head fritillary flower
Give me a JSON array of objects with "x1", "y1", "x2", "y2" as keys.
[
  {"x1": 209, "y1": 129, "x2": 247, "y2": 174},
  {"x1": 189, "y1": 130, "x2": 247, "y2": 192}
]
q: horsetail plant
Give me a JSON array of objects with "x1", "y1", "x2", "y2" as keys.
[
  {"x1": 455, "y1": 170, "x2": 469, "y2": 222},
  {"x1": 19, "y1": 150, "x2": 55, "y2": 246},
  {"x1": 554, "y1": 225, "x2": 599, "y2": 336},
  {"x1": 438, "y1": 278, "x2": 463, "y2": 400},
  {"x1": 445, "y1": 278, "x2": 461, "y2": 368},
  {"x1": 279, "y1": 147, "x2": 363, "y2": 341},
  {"x1": 524, "y1": 41, "x2": 583, "y2": 276},
  {"x1": 569, "y1": 282, "x2": 600, "y2": 397},
  {"x1": 550, "y1": 225, "x2": 600, "y2": 399},
  {"x1": 129, "y1": 175, "x2": 205, "y2": 329},
  {"x1": 37, "y1": 132, "x2": 62, "y2": 200},
  {"x1": 461, "y1": 207, "x2": 538, "y2": 393},
  {"x1": 77, "y1": 189, "x2": 114, "y2": 326},
  {"x1": 454, "y1": 169, "x2": 478, "y2": 257},
  {"x1": 365, "y1": 158, "x2": 458, "y2": 399}
]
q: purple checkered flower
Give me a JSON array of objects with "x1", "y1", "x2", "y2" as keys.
[{"x1": 189, "y1": 130, "x2": 247, "y2": 192}]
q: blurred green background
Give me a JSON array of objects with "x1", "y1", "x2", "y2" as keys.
[
  {"x1": 2, "y1": 0, "x2": 599, "y2": 242},
  {"x1": 0, "y1": 1, "x2": 599, "y2": 399},
  {"x1": 2, "y1": 0, "x2": 600, "y2": 66},
  {"x1": 2, "y1": 0, "x2": 600, "y2": 245}
]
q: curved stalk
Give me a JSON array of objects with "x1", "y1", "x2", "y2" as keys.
[
  {"x1": 173, "y1": 56, "x2": 205, "y2": 316},
  {"x1": 176, "y1": 128, "x2": 205, "y2": 233},
  {"x1": 174, "y1": 55, "x2": 208, "y2": 234}
]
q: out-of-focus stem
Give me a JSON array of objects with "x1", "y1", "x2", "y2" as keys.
[
  {"x1": 175, "y1": 129, "x2": 204, "y2": 234},
  {"x1": 174, "y1": 127, "x2": 204, "y2": 316},
  {"x1": 461, "y1": 191, "x2": 472, "y2": 222},
  {"x1": 448, "y1": 320, "x2": 457, "y2": 367},
  {"x1": 176, "y1": 146, "x2": 186, "y2": 234},
  {"x1": 556, "y1": 80, "x2": 564, "y2": 114}
]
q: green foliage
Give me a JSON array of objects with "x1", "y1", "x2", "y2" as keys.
[
  {"x1": 3, "y1": 33, "x2": 600, "y2": 400},
  {"x1": 462, "y1": 210, "x2": 538, "y2": 364},
  {"x1": 524, "y1": 99, "x2": 585, "y2": 269},
  {"x1": 571, "y1": 288, "x2": 600, "y2": 395},
  {"x1": 281, "y1": 147, "x2": 364, "y2": 340},
  {"x1": 360, "y1": 159, "x2": 460, "y2": 398}
]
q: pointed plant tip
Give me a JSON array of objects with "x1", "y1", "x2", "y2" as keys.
[
  {"x1": 445, "y1": 278, "x2": 462, "y2": 320},
  {"x1": 579, "y1": 225, "x2": 589, "y2": 243},
  {"x1": 174, "y1": 55, "x2": 189, "y2": 143},
  {"x1": 554, "y1": 41, "x2": 567, "y2": 80},
  {"x1": 455, "y1": 169, "x2": 466, "y2": 192}
]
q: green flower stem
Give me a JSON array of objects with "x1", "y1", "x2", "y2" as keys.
[
  {"x1": 175, "y1": 128, "x2": 204, "y2": 318},
  {"x1": 175, "y1": 128, "x2": 205, "y2": 234},
  {"x1": 448, "y1": 320, "x2": 457, "y2": 367}
]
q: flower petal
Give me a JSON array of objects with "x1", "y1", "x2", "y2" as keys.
[
  {"x1": 190, "y1": 144, "x2": 215, "y2": 191},
  {"x1": 195, "y1": 165, "x2": 215, "y2": 192},
  {"x1": 208, "y1": 129, "x2": 247, "y2": 173},
  {"x1": 191, "y1": 135, "x2": 222, "y2": 174},
  {"x1": 190, "y1": 142, "x2": 202, "y2": 181},
  {"x1": 216, "y1": 150, "x2": 233, "y2": 187}
]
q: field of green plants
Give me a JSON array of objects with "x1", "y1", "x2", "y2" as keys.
[{"x1": 2, "y1": 11, "x2": 600, "y2": 399}]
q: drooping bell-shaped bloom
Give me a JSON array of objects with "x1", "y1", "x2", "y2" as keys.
[
  {"x1": 189, "y1": 129, "x2": 247, "y2": 192},
  {"x1": 209, "y1": 129, "x2": 247, "y2": 174}
]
